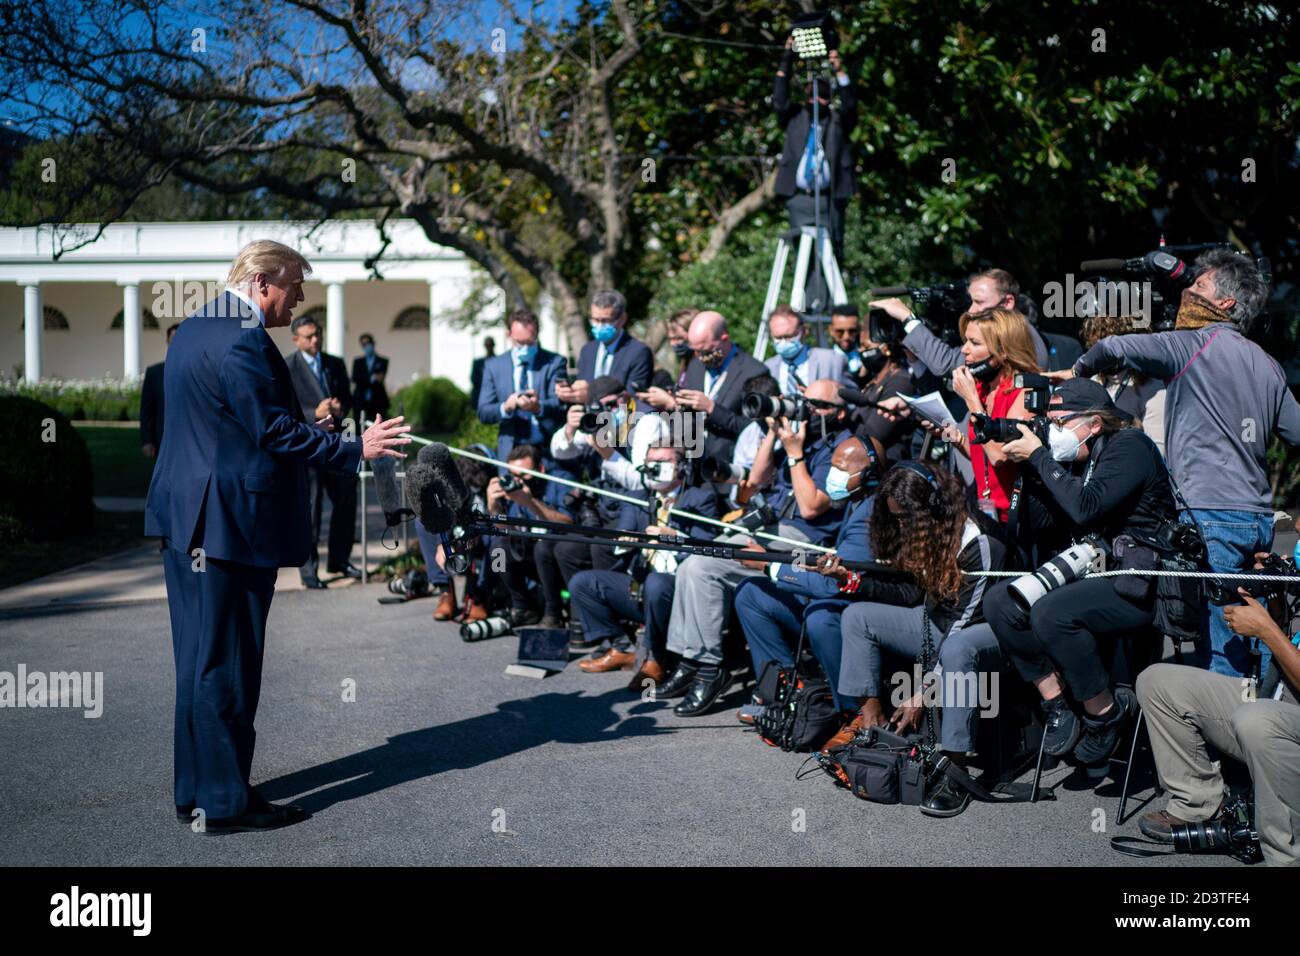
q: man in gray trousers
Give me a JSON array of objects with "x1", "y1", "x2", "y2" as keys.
[{"x1": 1136, "y1": 587, "x2": 1300, "y2": 866}]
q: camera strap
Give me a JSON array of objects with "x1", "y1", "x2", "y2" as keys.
[{"x1": 1108, "y1": 836, "x2": 1177, "y2": 858}]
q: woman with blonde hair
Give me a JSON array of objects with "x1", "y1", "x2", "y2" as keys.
[{"x1": 938, "y1": 308, "x2": 1041, "y2": 523}]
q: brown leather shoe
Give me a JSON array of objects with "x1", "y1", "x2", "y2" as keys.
[
  {"x1": 626, "y1": 658, "x2": 667, "y2": 691},
  {"x1": 432, "y1": 591, "x2": 457, "y2": 621},
  {"x1": 578, "y1": 647, "x2": 636, "y2": 673},
  {"x1": 1139, "y1": 809, "x2": 1194, "y2": 844},
  {"x1": 462, "y1": 597, "x2": 488, "y2": 622},
  {"x1": 820, "y1": 712, "x2": 866, "y2": 755}
]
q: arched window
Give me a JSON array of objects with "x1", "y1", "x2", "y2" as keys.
[
  {"x1": 110, "y1": 308, "x2": 161, "y2": 330},
  {"x1": 22, "y1": 306, "x2": 71, "y2": 331},
  {"x1": 392, "y1": 305, "x2": 429, "y2": 330}
]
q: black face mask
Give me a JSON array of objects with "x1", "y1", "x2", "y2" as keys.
[
  {"x1": 860, "y1": 347, "x2": 887, "y2": 378},
  {"x1": 966, "y1": 356, "x2": 1001, "y2": 383},
  {"x1": 671, "y1": 342, "x2": 692, "y2": 359},
  {"x1": 699, "y1": 347, "x2": 727, "y2": 371}
]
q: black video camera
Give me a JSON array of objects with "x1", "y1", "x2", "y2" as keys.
[
  {"x1": 970, "y1": 413, "x2": 1049, "y2": 445},
  {"x1": 1205, "y1": 553, "x2": 1299, "y2": 605}
]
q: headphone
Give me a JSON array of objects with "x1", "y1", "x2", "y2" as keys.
[{"x1": 892, "y1": 459, "x2": 942, "y2": 510}]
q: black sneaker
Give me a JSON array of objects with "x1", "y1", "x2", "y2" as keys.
[
  {"x1": 1074, "y1": 686, "x2": 1137, "y2": 767},
  {"x1": 1041, "y1": 696, "x2": 1080, "y2": 757}
]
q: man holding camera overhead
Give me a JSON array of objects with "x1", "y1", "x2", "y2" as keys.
[{"x1": 1058, "y1": 250, "x2": 1300, "y2": 681}]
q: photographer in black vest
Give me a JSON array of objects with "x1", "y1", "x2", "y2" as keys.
[{"x1": 983, "y1": 378, "x2": 1177, "y2": 772}]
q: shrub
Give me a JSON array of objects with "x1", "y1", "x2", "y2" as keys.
[
  {"x1": 0, "y1": 376, "x2": 141, "y2": 421},
  {"x1": 389, "y1": 377, "x2": 469, "y2": 433},
  {"x1": 0, "y1": 396, "x2": 95, "y2": 542}
]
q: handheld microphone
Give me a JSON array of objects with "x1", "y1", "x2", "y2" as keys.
[
  {"x1": 372, "y1": 455, "x2": 416, "y2": 528},
  {"x1": 405, "y1": 442, "x2": 479, "y2": 573}
]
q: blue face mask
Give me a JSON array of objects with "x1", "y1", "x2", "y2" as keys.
[
  {"x1": 512, "y1": 343, "x2": 537, "y2": 364},
  {"x1": 825, "y1": 465, "x2": 857, "y2": 502},
  {"x1": 591, "y1": 322, "x2": 619, "y2": 344},
  {"x1": 362, "y1": 343, "x2": 375, "y2": 359},
  {"x1": 774, "y1": 338, "x2": 805, "y2": 362}
]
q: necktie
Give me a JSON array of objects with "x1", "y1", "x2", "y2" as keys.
[
  {"x1": 515, "y1": 361, "x2": 526, "y2": 395},
  {"x1": 313, "y1": 357, "x2": 327, "y2": 394}
]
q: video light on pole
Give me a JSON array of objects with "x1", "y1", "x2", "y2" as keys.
[{"x1": 790, "y1": 11, "x2": 837, "y2": 61}]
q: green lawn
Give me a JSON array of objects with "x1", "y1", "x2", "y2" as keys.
[
  {"x1": 75, "y1": 424, "x2": 155, "y2": 498},
  {"x1": 0, "y1": 510, "x2": 146, "y2": 591}
]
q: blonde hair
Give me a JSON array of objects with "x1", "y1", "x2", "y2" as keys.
[
  {"x1": 958, "y1": 308, "x2": 1040, "y2": 376},
  {"x1": 226, "y1": 240, "x2": 312, "y2": 288}
]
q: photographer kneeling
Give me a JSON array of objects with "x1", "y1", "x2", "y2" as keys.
[
  {"x1": 984, "y1": 378, "x2": 1176, "y2": 770},
  {"x1": 1136, "y1": 571, "x2": 1300, "y2": 866}
]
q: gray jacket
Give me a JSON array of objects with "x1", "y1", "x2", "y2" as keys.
[
  {"x1": 1075, "y1": 322, "x2": 1300, "y2": 513},
  {"x1": 765, "y1": 347, "x2": 845, "y2": 393}
]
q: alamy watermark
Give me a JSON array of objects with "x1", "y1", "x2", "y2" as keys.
[
  {"x1": 1041, "y1": 274, "x2": 1153, "y2": 327},
  {"x1": 0, "y1": 665, "x2": 103, "y2": 718}
]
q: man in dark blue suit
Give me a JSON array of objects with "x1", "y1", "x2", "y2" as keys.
[
  {"x1": 144, "y1": 240, "x2": 411, "y2": 835},
  {"x1": 476, "y1": 309, "x2": 567, "y2": 470},
  {"x1": 733, "y1": 436, "x2": 879, "y2": 722},
  {"x1": 554, "y1": 289, "x2": 654, "y2": 407}
]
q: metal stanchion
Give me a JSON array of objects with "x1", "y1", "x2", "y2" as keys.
[{"x1": 359, "y1": 467, "x2": 368, "y2": 585}]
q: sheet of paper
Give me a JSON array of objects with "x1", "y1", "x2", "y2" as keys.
[{"x1": 899, "y1": 391, "x2": 959, "y2": 430}]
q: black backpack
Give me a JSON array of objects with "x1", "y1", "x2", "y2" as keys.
[{"x1": 753, "y1": 623, "x2": 841, "y2": 752}]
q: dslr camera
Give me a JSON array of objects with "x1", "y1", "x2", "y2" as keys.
[
  {"x1": 1170, "y1": 795, "x2": 1263, "y2": 864},
  {"x1": 497, "y1": 473, "x2": 524, "y2": 493},
  {"x1": 969, "y1": 412, "x2": 1049, "y2": 445},
  {"x1": 743, "y1": 392, "x2": 808, "y2": 421},
  {"x1": 577, "y1": 402, "x2": 609, "y2": 434},
  {"x1": 1206, "y1": 552, "x2": 1299, "y2": 605}
]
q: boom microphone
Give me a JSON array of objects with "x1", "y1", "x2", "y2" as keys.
[
  {"x1": 1078, "y1": 258, "x2": 1126, "y2": 274},
  {"x1": 405, "y1": 442, "x2": 479, "y2": 573},
  {"x1": 405, "y1": 442, "x2": 471, "y2": 533},
  {"x1": 372, "y1": 455, "x2": 415, "y2": 528}
]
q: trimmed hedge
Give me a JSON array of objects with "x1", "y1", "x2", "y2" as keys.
[
  {"x1": 0, "y1": 377, "x2": 141, "y2": 421},
  {"x1": 389, "y1": 377, "x2": 470, "y2": 434},
  {"x1": 0, "y1": 395, "x2": 95, "y2": 542}
]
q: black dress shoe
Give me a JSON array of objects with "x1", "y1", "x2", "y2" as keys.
[
  {"x1": 654, "y1": 660, "x2": 700, "y2": 699},
  {"x1": 301, "y1": 577, "x2": 328, "y2": 590},
  {"x1": 176, "y1": 804, "x2": 194, "y2": 824},
  {"x1": 328, "y1": 562, "x2": 363, "y2": 580},
  {"x1": 510, "y1": 607, "x2": 541, "y2": 628},
  {"x1": 200, "y1": 797, "x2": 308, "y2": 836},
  {"x1": 673, "y1": 664, "x2": 729, "y2": 717},
  {"x1": 920, "y1": 769, "x2": 971, "y2": 818}
]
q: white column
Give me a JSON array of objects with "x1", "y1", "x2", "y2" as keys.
[
  {"x1": 22, "y1": 282, "x2": 42, "y2": 383},
  {"x1": 428, "y1": 279, "x2": 437, "y2": 380},
  {"x1": 325, "y1": 281, "x2": 346, "y2": 357},
  {"x1": 120, "y1": 281, "x2": 141, "y2": 379}
]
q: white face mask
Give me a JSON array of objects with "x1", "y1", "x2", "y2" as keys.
[{"x1": 1048, "y1": 420, "x2": 1084, "y2": 462}]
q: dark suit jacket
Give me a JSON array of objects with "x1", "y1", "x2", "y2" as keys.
[
  {"x1": 286, "y1": 349, "x2": 352, "y2": 427},
  {"x1": 350, "y1": 353, "x2": 389, "y2": 417},
  {"x1": 144, "y1": 293, "x2": 362, "y2": 568},
  {"x1": 681, "y1": 347, "x2": 771, "y2": 462},
  {"x1": 576, "y1": 332, "x2": 654, "y2": 393},
  {"x1": 773, "y1": 69, "x2": 857, "y2": 201},
  {"x1": 477, "y1": 347, "x2": 567, "y2": 462},
  {"x1": 140, "y1": 360, "x2": 165, "y2": 449},
  {"x1": 469, "y1": 355, "x2": 489, "y2": 409}
]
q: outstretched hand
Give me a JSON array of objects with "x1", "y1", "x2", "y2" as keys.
[{"x1": 361, "y1": 414, "x2": 412, "y2": 461}]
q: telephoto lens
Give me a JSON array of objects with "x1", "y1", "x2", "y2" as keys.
[
  {"x1": 460, "y1": 616, "x2": 514, "y2": 642},
  {"x1": 697, "y1": 456, "x2": 746, "y2": 483},
  {"x1": 741, "y1": 393, "x2": 804, "y2": 421},
  {"x1": 1008, "y1": 540, "x2": 1104, "y2": 610}
]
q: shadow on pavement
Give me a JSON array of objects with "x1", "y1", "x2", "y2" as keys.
[{"x1": 257, "y1": 687, "x2": 668, "y2": 814}]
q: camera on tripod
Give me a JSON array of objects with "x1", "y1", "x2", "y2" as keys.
[
  {"x1": 1206, "y1": 553, "x2": 1299, "y2": 605},
  {"x1": 742, "y1": 392, "x2": 808, "y2": 421}
]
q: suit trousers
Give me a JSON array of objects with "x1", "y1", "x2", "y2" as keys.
[
  {"x1": 1137, "y1": 663, "x2": 1300, "y2": 866},
  {"x1": 162, "y1": 545, "x2": 276, "y2": 818},
  {"x1": 733, "y1": 578, "x2": 854, "y2": 710},
  {"x1": 569, "y1": 569, "x2": 676, "y2": 659},
  {"x1": 302, "y1": 466, "x2": 357, "y2": 580}
]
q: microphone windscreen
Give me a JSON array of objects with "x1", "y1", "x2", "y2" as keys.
[
  {"x1": 1079, "y1": 258, "x2": 1125, "y2": 273},
  {"x1": 838, "y1": 386, "x2": 873, "y2": 407},
  {"x1": 372, "y1": 455, "x2": 403, "y2": 517},
  {"x1": 406, "y1": 442, "x2": 471, "y2": 533}
]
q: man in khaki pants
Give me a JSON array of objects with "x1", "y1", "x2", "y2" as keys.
[{"x1": 1136, "y1": 587, "x2": 1300, "y2": 866}]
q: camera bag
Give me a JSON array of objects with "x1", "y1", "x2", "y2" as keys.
[{"x1": 754, "y1": 623, "x2": 841, "y2": 752}]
